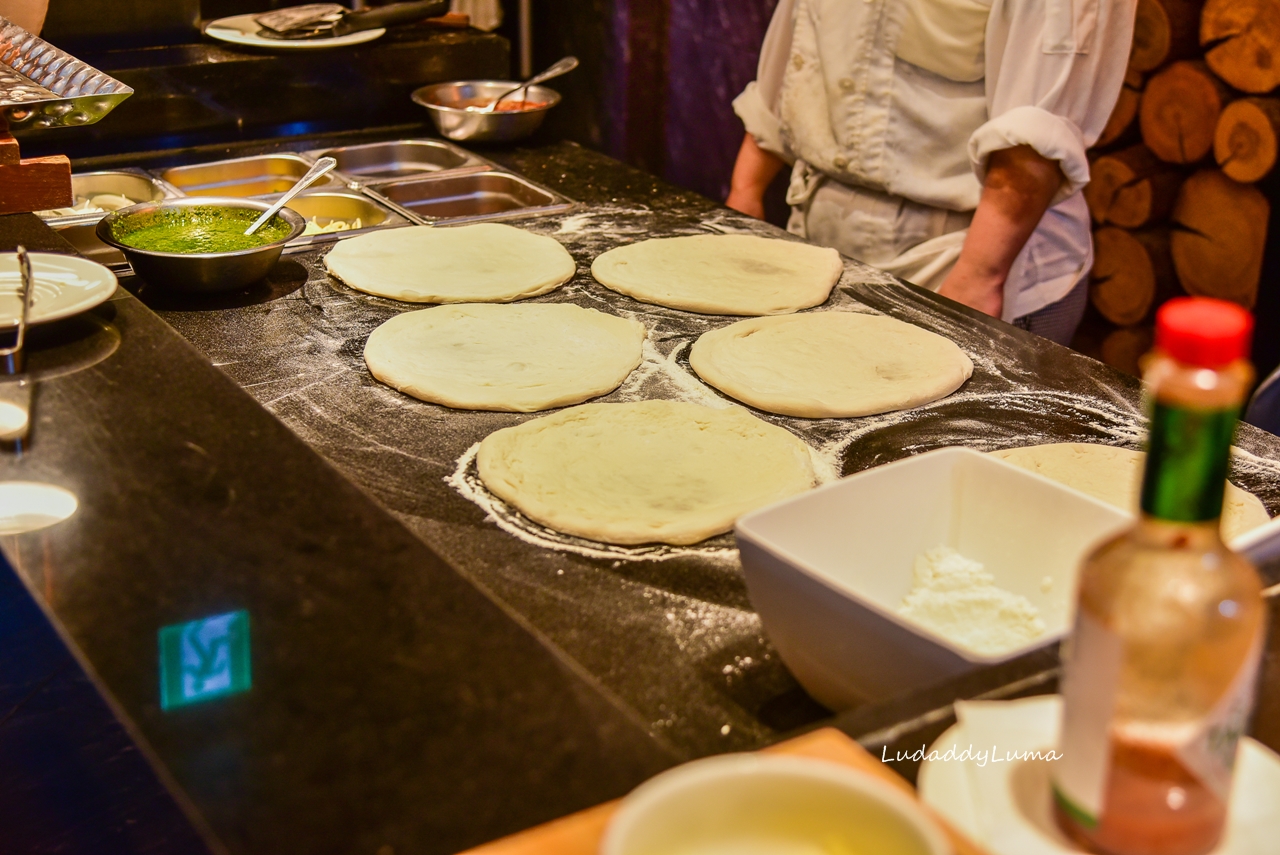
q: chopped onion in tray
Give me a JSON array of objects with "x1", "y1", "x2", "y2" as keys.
[
  {"x1": 39, "y1": 193, "x2": 139, "y2": 218},
  {"x1": 302, "y1": 216, "x2": 363, "y2": 236}
]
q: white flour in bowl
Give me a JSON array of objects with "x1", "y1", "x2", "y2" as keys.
[{"x1": 898, "y1": 546, "x2": 1046, "y2": 656}]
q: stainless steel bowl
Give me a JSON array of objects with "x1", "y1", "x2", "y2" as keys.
[
  {"x1": 411, "y1": 81, "x2": 561, "y2": 143},
  {"x1": 95, "y1": 197, "x2": 306, "y2": 293}
]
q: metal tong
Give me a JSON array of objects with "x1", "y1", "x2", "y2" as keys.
[
  {"x1": 0, "y1": 246, "x2": 35, "y2": 443},
  {"x1": 0, "y1": 246, "x2": 35, "y2": 376}
]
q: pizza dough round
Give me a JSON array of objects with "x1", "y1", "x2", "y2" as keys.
[
  {"x1": 364, "y1": 303, "x2": 646, "y2": 412},
  {"x1": 990, "y1": 442, "x2": 1270, "y2": 541},
  {"x1": 324, "y1": 223, "x2": 575, "y2": 303},
  {"x1": 690, "y1": 312, "x2": 973, "y2": 418},
  {"x1": 591, "y1": 234, "x2": 843, "y2": 316},
  {"x1": 477, "y1": 400, "x2": 816, "y2": 544}
]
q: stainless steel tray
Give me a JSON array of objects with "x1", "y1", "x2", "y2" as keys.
[
  {"x1": 362, "y1": 170, "x2": 573, "y2": 224},
  {"x1": 0, "y1": 16, "x2": 133, "y2": 130},
  {"x1": 36, "y1": 168, "x2": 181, "y2": 227},
  {"x1": 308, "y1": 139, "x2": 483, "y2": 183},
  {"x1": 157, "y1": 153, "x2": 348, "y2": 198},
  {"x1": 283, "y1": 190, "x2": 409, "y2": 248}
]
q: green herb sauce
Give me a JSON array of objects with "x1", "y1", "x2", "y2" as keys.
[{"x1": 114, "y1": 206, "x2": 292, "y2": 253}]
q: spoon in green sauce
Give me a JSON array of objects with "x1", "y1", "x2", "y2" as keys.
[{"x1": 244, "y1": 156, "x2": 338, "y2": 236}]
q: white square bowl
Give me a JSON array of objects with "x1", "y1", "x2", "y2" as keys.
[{"x1": 735, "y1": 447, "x2": 1131, "y2": 710}]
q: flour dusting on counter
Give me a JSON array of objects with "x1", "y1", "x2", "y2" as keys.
[{"x1": 149, "y1": 141, "x2": 1280, "y2": 761}]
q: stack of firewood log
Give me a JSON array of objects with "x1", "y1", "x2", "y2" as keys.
[{"x1": 1081, "y1": 0, "x2": 1276, "y2": 374}]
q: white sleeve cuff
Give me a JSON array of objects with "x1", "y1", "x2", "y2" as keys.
[
  {"x1": 968, "y1": 106, "x2": 1090, "y2": 203},
  {"x1": 733, "y1": 82, "x2": 794, "y2": 164}
]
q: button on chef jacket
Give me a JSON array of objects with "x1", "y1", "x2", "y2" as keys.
[{"x1": 733, "y1": 0, "x2": 1137, "y2": 323}]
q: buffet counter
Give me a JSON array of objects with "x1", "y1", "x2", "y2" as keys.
[{"x1": 2, "y1": 128, "x2": 1279, "y2": 853}]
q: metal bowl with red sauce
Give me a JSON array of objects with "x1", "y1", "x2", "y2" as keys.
[
  {"x1": 452, "y1": 98, "x2": 550, "y2": 112},
  {"x1": 410, "y1": 80, "x2": 561, "y2": 143}
]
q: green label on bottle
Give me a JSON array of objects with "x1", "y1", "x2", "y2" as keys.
[{"x1": 1140, "y1": 402, "x2": 1238, "y2": 522}]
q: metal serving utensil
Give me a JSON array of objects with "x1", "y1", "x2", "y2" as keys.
[
  {"x1": 244, "y1": 156, "x2": 336, "y2": 236},
  {"x1": 0, "y1": 246, "x2": 35, "y2": 375},
  {"x1": 1232, "y1": 514, "x2": 1280, "y2": 567},
  {"x1": 0, "y1": 246, "x2": 37, "y2": 443},
  {"x1": 477, "y1": 56, "x2": 579, "y2": 114}
]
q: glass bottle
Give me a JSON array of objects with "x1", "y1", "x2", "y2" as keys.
[{"x1": 1052, "y1": 297, "x2": 1266, "y2": 855}]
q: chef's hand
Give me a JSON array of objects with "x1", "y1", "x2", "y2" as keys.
[
  {"x1": 0, "y1": 0, "x2": 48, "y2": 32},
  {"x1": 938, "y1": 145, "x2": 1064, "y2": 319},
  {"x1": 726, "y1": 133, "x2": 785, "y2": 220}
]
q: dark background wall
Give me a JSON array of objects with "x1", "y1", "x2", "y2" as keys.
[
  {"x1": 518, "y1": 0, "x2": 786, "y2": 222},
  {"x1": 664, "y1": 0, "x2": 776, "y2": 202}
]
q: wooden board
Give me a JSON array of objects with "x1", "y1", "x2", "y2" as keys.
[
  {"x1": 0, "y1": 133, "x2": 72, "y2": 214},
  {"x1": 460, "y1": 727, "x2": 992, "y2": 855}
]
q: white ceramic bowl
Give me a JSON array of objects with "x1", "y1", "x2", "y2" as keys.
[
  {"x1": 600, "y1": 754, "x2": 951, "y2": 855},
  {"x1": 736, "y1": 447, "x2": 1131, "y2": 709}
]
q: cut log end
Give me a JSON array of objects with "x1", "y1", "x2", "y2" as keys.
[
  {"x1": 1091, "y1": 226, "x2": 1175, "y2": 325},
  {"x1": 1085, "y1": 145, "x2": 1182, "y2": 228},
  {"x1": 1214, "y1": 98, "x2": 1280, "y2": 183},
  {"x1": 1171, "y1": 169, "x2": 1270, "y2": 308},
  {"x1": 1130, "y1": 0, "x2": 1203, "y2": 72},
  {"x1": 1101, "y1": 325, "x2": 1156, "y2": 377},
  {"x1": 1140, "y1": 61, "x2": 1231, "y2": 164},
  {"x1": 1201, "y1": 0, "x2": 1280, "y2": 94},
  {"x1": 1098, "y1": 85, "x2": 1142, "y2": 149}
]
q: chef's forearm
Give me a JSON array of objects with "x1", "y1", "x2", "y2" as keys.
[
  {"x1": 938, "y1": 145, "x2": 1064, "y2": 317},
  {"x1": 1, "y1": 0, "x2": 49, "y2": 32},
  {"x1": 726, "y1": 134, "x2": 786, "y2": 219}
]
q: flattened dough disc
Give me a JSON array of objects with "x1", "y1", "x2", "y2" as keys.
[
  {"x1": 591, "y1": 234, "x2": 842, "y2": 316},
  {"x1": 991, "y1": 442, "x2": 1270, "y2": 541},
  {"x1": 324, "y1": 223, "x2": 575, "y2": 303},
  {"x1": 477, "y1": 400, "x2": 816, "y2": 545},
  {"x1": 364, "y1": 303, "x2": 646, "y2": 412},
  {"x1": 690, "y1": 312, "x2": 973, "y2": 418}
]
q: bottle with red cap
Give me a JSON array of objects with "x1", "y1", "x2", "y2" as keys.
[{"x1": 1052, "y1": 297, "x2": 1266, "y2": 855}]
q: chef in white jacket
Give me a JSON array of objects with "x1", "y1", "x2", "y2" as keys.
[{"x1": 726, "y1": 0, "x2": 1137, "y2": 343}]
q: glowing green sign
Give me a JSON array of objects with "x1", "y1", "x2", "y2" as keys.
[{"x1": 158, "y1": 610, "x2": 252, "y2": 710}]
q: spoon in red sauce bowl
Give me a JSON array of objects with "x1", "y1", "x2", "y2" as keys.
[{"x1": 476, "y1": 56, "x2": 579, "y2": 114}]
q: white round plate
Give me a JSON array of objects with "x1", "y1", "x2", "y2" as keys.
[
  {"x1": 0, "y1": 253, "x2": 117, "y2": 325},
  {"x1": 203, "y1": 14, "x2": 385, "y2": 50},
  {"x1": 918, "y1": 696, "x2": 1280, "y2": 855}
]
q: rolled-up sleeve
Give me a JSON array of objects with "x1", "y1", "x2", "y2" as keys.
[
  {"x1": 732, "y1": 0, "x2": 797, "y2": 163},
  {"x1": 969, "y1": 0, "x2": 1137, "y2": 202}
]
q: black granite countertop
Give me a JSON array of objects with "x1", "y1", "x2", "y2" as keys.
[
  {"x1": 4, "y1": 131, "x2": 1280, "y2": 853},
  {"x1": 86, "y1": 131, "x2": 1280, "y2": 750},
  {"x1": 0, "y1": 215, "x2": 677, "y2": 854}
]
